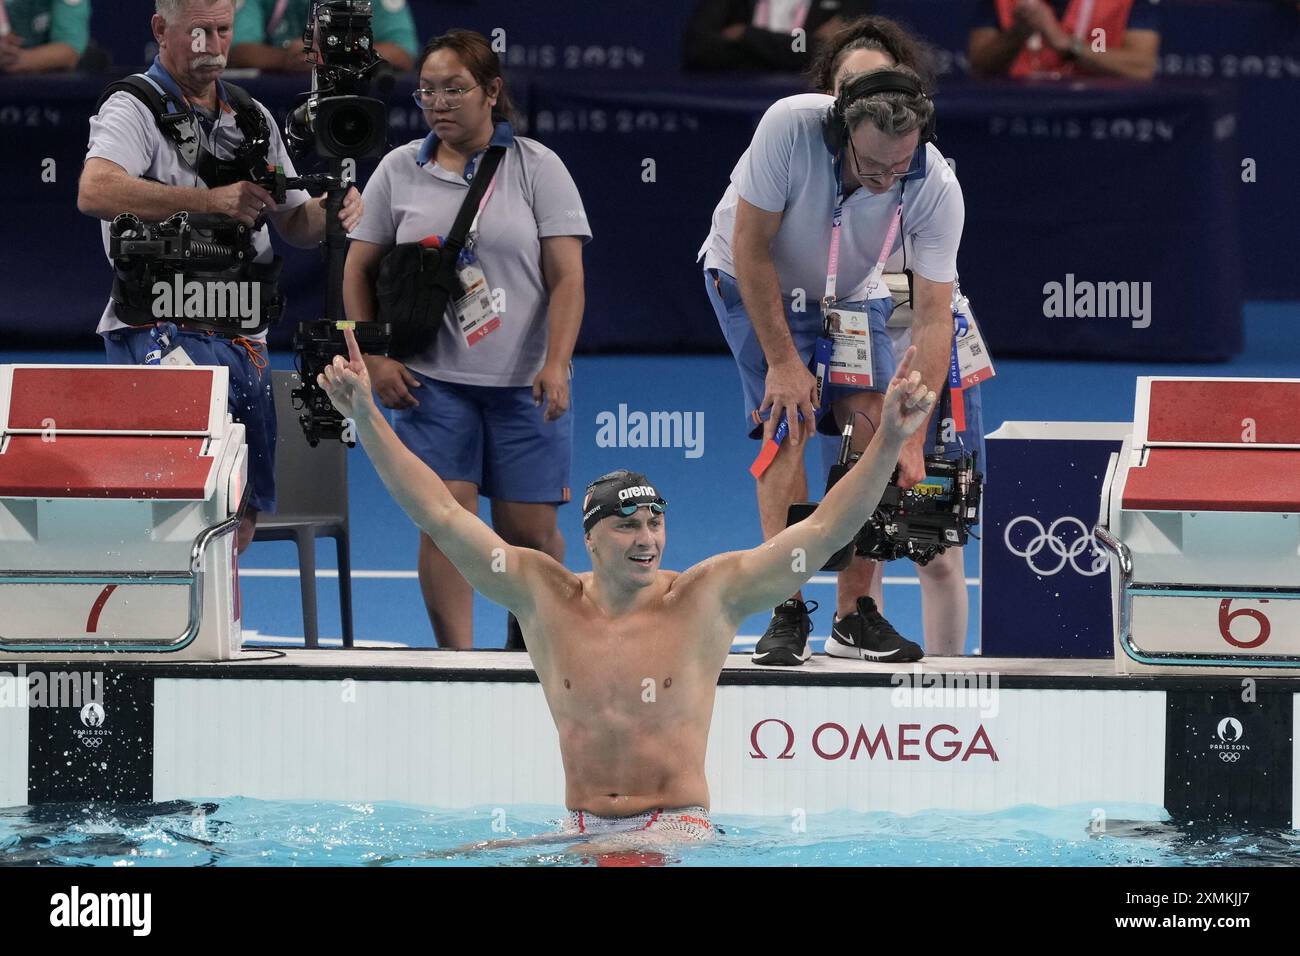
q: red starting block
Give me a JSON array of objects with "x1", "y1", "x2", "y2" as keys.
[
  {"x1": 1096, "y1": 377, "x2": 1300, "y2": 672},
  {"x1": 0, "y1": 365, "x2": 247, "y2": 660}
]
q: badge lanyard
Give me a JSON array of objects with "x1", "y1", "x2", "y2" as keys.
[
  {"x1": 812, "y1": 159, "x2": 904, "y2": 403},
  {"x1": 947, "y1": 327, "x2": 966, "y2": 434},
  {"x1": 949, "y1": 278, "x2": 996, "y2": 404},
  {"x1": 452, "y1": 170, "x2": 500, "y2": 347},
  {"x1": 423, "y1": 157, "x2": 498, "y2": 258},
  {"x1": 822, "y1": 159, "x2": 903, "y2": 314},
  {"x1": 464, "y1": 176, "x2": 496, "y2": 255}
]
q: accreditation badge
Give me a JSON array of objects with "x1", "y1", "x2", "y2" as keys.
[
  {"x1": 824, "y1": 304, "x2": 875, "y2": 388},
  {"x1": 953, "y1": 294, "x2": 995, "y2": 388},
  {"x1": 452, "y1": 257, "x2": 500, "y2": 347}
]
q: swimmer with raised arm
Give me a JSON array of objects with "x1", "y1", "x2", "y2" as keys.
[{"x1": 320, "y1": 328, "x2": 936, "y2": 854}]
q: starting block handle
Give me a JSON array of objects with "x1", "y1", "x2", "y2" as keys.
[
  {"x1": 0, "y1": 497, "x2": 245, "y2": 654},
  {"x1": 1092, "y1": 525, "x2": 1132, "y2": 578},
  {"x1": 1094, "y1": 523, "x2": 1300, "y2": 669}
]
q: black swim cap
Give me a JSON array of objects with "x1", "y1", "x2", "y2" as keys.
[{"x1": 581, "y1": 469, "x2": 667, "y2": 534}]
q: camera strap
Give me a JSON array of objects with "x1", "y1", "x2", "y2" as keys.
[
  {"x1": 440, "y1": 145, "x2": 507, "y2": 270},
  {"x1": 378, "y1": 144, "x2": 506, "y2": 359},
  {"x1": 96, "y1": 74, "x2": 202, "y2": 167},
  {"x1": 196, "y1": 81, "x2": 274, "y2": 187},
  {"x1": 95, "y1": 74, "x2": 272, "y2": 188}
]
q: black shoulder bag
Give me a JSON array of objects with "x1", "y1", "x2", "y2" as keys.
[{"x1": 378, "y1": 145, "x2": 506, "y2": 359}]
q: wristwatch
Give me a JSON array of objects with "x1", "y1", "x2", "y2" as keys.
[{"x1": 1062, "y1": 36, "x2": 1085, "y2": 61}]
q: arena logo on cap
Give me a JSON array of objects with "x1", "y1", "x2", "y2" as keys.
[
  {"x1": 595, "y1": 404, "x2": 704, "y2": 459},
  {"x1": 617, "y1": 485, "x2": 657, "y2": 501}
]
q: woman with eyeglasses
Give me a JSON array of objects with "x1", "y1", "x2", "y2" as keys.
[
  {"x1": 697, "y1": 15, "x2": 965, "y2": 668},
  {"x1": 344, "y1": 30, "x2": 590, "y2": 649}
]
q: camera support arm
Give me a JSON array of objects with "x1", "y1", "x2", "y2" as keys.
[{"x1": 254, "y1": 163, "x2": 350, "y2": 324}]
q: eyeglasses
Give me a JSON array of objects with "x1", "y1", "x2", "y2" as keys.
[
  {"x1": 412, "y1": 84, "x2": 480, "y2": 110},
  {"x1": 847, "y1": 136, "x2": 914, "y2": 186},
  {"x1": 616, "y1": 502, "x2": 665, "y2": 518}
]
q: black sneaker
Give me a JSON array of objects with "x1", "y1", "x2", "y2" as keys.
[
  {"x1": 751, "y1": 599, "x2": 817, "y2": 666},
  {"x1": 826, "y1": 596, "x2": 924, "y2": 662}
]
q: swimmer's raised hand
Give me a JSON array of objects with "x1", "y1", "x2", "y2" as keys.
[
  {"x1": 317, "y1": 326, "x2": 375, "y2": 420},
  {"x1": 880, "y1": 346, "x2": 936, "y2": 442}
]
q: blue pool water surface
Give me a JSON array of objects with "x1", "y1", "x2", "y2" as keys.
[{"x1": 2, "y1": 799, "x2": 1297, "y2": 867}]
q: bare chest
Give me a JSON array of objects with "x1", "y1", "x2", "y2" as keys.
[{"x1": 533, "y1": 604, "x2": 720, "y2": 723}]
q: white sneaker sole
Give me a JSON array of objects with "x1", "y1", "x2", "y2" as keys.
[
  {"x1": 824, "y1": 632, "x2": 904, "y2": 661},
  {"x1": 751, "y1": 644, "x2": 813, "y2": 665}
]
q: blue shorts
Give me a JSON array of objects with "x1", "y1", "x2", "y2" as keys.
[
  {"x1": 102, "y1": 327, "x2": 277, "y2": 514},
  {"x1": 704, "y1": 268, "x2": 894, "y2": 439},
  {"x1": 393, "y1": 370, "x2": 573, "y2": 504},
  {"x1": 885, "y1": 322, "x2": 986, "y2": 466},
  {"x1": 816, "y1": 361, "x2": 987, "y2": 478}
]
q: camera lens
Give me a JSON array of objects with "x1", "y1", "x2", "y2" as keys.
[{"x1": 328, "y1": 106, "x2": 372, "y2": 150}]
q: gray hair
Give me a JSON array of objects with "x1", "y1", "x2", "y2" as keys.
[
  {"x1": 842, "y1": 65, "x2": 933, "y2": 141},
  {"x1": 155, "y1": 0, "x2": 229, "y2": 21}
]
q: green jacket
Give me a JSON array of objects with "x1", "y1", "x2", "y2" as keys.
[
  {"x1": 233, "y1": 0, "x2": 418, "y2": 59},
  {"x1": 2, "y1": 0, "x2": 90, "y2": 54}
]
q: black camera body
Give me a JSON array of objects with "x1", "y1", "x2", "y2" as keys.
[
  {"x1": 849, "y1": 454, "x2": 982, "y2": 566},
  {"x1": 110, "y1": 211, "x2": 256, "y2": 265},
  {"x1": 281, "y1": 0, "x2": 394, "y2": 445},
  {"x1": 108, "y1": 212, "x2": 283, "y2": 334},
  {"x1": 786, "y1": 422, "x2": 983, "y2": 570},
  {"x1": 293, "y1": 320, "x2": 392, "y2": 446},
  {"x1": 285, "y1": 1, "x2": 391, "y2": 162}
]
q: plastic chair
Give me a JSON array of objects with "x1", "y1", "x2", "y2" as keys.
[{"x1": 252, "y1": 370, "x2": 353, "y2": 648}]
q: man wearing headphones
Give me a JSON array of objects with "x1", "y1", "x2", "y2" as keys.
[{"x1": 699, "y1": 63, "x2": 964, "y2": 665}]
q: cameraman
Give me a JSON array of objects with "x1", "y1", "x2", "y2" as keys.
[
  {"x1": 699, "y1": 15, "x2": 963, "y2": 667},
  {"x1": 77, "y1": 0, "x2": 363, "y2": 553},
  {"x1": 815, "y1": 23, "x2": 984, "y2": 659}
]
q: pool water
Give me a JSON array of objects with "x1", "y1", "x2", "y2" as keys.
[{"x1": 2, "y1": 799, "x2": 1297, "y2": 866}]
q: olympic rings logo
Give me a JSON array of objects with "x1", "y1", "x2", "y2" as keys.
[
  {"x1": 1003, "y1": 516, "x2": 1110, "y2": 577},
  {"x1": 1219, "y1": 752, "x2": 1241, "y2": 763}
]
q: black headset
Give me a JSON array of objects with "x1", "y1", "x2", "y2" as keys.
[{"x1": 824, "y1": 69, "x2": 936, "y2": 153}]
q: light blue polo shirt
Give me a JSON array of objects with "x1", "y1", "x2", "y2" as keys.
[
  {"x1": 350, "y1": 122, "x2": 592, "y2": 387},
  {"x1": 698, "y1": 93, "x2": 965, "y2": 305}
]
